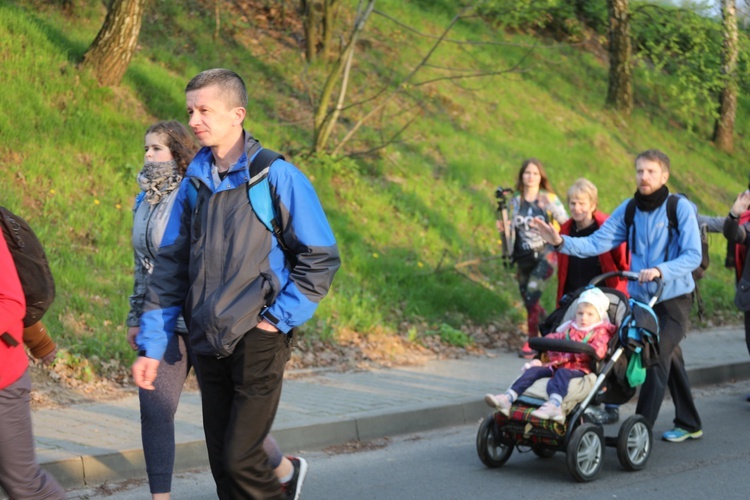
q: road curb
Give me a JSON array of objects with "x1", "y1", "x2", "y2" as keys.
[{"x1": 44, "y1": 360, "x2": 750, "y2": 490}]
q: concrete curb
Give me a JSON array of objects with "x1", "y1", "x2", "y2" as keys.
[{"x1": 43, "y1": 360, "x2": 750, "y2": 490}]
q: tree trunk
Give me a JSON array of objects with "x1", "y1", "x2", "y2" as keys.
[
  {"x1": 321, "y1": 0, "x2": 338, "y2": 61},
  {"x1": 301, "y1": 0, "x2": 318, "y2": 63},
  {"x1": 82, "y1": 0, "x2": 146, "y2": 87},
  {"x1": 713, "y1": 0, "x2": 738, "y2": 153},
  {"x1": 605, "y1": 0, "x2": 632, "y2": 116}
]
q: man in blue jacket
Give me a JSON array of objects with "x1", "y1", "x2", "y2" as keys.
[
  {"x1": 132, "y1": 68, "x2": 341, "y2": 499},
  {"x1": 531, "y1": 149, "x2": 703, "y2": 443}
]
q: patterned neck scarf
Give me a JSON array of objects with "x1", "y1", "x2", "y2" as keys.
[{"x1": 137, "y1": 160, "x2": 182, "y2": 205}]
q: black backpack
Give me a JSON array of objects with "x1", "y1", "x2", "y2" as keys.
[
  {"x1": 624, "y1": 195, "x2": 709, "y2": 317},
  {"x1": 0, "y1": 207, "x2": 56, "y2": 336}
]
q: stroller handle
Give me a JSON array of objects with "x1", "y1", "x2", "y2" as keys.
[{"x1": 588, "y1": 270, "x2": 664, "y2": 308}]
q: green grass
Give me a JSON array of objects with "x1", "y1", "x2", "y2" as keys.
[{"x1": 1, "y1": 0, "x2": 746, "y2": 374}]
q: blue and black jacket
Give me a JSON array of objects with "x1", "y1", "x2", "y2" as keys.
[
  {"x1": 138, "y1": 133, "x2": 340, "y2": 359},
  {"x1": 560, "y1": 193, "x2": 701, "y2": 304}
]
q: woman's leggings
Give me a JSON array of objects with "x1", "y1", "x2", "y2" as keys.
[
  {"x1": 516, "y1": 252, "x2": 556, "y2": 337},
  {"x1": 139, "y1": 333, "x2": 283, "y2": 494}
]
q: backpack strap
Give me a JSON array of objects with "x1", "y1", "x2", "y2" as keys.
[
  {"x1": 184, "y1": 149, "x2": 293, "y2": 261},
  {"x1": 665, "y1": 194, "x2": 680, "y2": 262},
  {"x1": 626, "y1": 195, "x2": 680, "y2": 262},
  {"x1": 624, "y1": 198, "x2": 637, "y2": 258},
  {"x1": 247, "y1": 149, "x2": 295, "y2": 262}
]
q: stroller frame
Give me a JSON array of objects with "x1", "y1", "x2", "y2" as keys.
[{"x1": 476, "y1": 271, "x2": 662, "y2": 482}]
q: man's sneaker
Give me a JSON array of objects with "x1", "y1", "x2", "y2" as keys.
[
  {"x1": 518, "y1": 342, "x2": 536, "y2": 359},
  {"x1": 662, "y1": 428, "x2": 703, "y2": 443},
  {"x1": 530, "y1": 401, "x2": 564, "y2": 423},
  {"x1": 603, "y1": 405, "x2": 620, "y2": 424},
  {"x1": 484, "y1": 393, "x2": 512, "y2": 416},
  {"x1": 583, "y1": 405, "x2": 608, "y2": 425},
  {"x1": 281, "y1": 456, "x2": 308, "y2": 500}
]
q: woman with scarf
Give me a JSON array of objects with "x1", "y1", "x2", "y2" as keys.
[{"x1": 126, "y1": 121, "x2": 304, "y2": 499}]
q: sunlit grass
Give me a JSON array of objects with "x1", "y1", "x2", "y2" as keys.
[{"x1": 0, "y1": 0, "x2": 745, "y2": 375}]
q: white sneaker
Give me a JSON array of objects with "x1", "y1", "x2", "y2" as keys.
[
  {"x1": 530, "y1": 401, "x2": 564, "y2": 423},
  {"x1": 484, "y1": 393, "x2": 512, "y2": 416}
]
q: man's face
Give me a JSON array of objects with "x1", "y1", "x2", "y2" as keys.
[
  {"x1": 186, "y1": 85, "x2": 243, "y2": 148},
  {"x1": 635, "y1": 159, "x2": 669, "y2": 195}
]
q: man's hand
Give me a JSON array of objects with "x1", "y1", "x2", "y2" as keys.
[
  {"x1": 132, "y1": 356, "x2": 160, "y2": 390},
  {"x1": 127, "y1": 326, "x2": 139, "y2": 351},
  {"x1": 731, "y1": 191, "x2": 750, "y2": 218},
  {"x1": 638, "y1": 267, "x2": 661, "y2": 283},
  {"x1": 256, "y1": 319, "x2": 279, "y2": 332},
  {"x1": 495, "y1": 219, "x2": 504, "y2": 232},
  {"x1": 528, "y1": 218, "x2": 563, "y2": 246}
]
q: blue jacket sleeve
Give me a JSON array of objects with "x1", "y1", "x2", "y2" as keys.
[
  {"x1": 137, "y1": 180, "x2": 193, "y2": 359},
  {"x1": 262, "y1": 162, "x2": 340, "y2": 333}
]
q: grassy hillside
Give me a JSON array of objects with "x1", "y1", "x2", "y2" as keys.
[{"x1": 1, "y1": 0, "x2": 746, "y2": 375}]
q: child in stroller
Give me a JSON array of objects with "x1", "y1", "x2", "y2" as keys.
[
  {"x1": 484, "y1": 287, "x2": 616, "y2": 423},
  {"x1": 476, "y1": 271, "x2": 662, "y2": 482}
]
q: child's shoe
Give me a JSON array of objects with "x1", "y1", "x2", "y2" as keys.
[
  {"x1": 484, "y1": 393, "x2": 512, "y2": 416},
  {"x1": 531, "y1": 400, "x2": 564, "y2": 423}
]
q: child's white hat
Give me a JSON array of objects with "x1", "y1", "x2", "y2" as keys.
[{"x1": 577, "y1": 288, "x2": 610, "y2": 322}]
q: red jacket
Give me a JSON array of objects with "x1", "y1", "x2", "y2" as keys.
[
  {"x1": 0, "y1": 231, "x2": 27, "y2": 390},
  {"x1": 556, "y1": 211, "x2": 629, "y2": 303},
  {"x1": 545, "y1": 321, "x2": 617, "y2": 373}
]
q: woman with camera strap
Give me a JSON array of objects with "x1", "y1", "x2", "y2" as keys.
[{"x1": 497, "y1": 158, "x2": 568, "y2": 358}]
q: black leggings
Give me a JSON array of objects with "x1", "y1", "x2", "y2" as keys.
[{"x1": 516, "y1": 251, "x2": 555, "y2": 337}]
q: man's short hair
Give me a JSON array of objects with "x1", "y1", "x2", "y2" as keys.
[
  {"x1": 185, "y1": 68, "x2": 248, "y2": 109},
  {"x1": 567, "y1": 177, "x2": 598, "y2": 208},
  {"x1": 635, "y1": 149, "x2": 670, "y2": 173}
]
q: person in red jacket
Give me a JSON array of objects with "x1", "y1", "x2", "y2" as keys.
[
  {"x1": 0, "y1": 231, "x2": 65, "y2": 499},
  {"x1": 557, "y1": 178, "x2": 629, "y2": 303},
  {"x1": 556, "y1": 178, "x2": 629, "y2": 424}
]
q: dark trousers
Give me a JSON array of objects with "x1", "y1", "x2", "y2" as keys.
[
  {"x1": 0, "y1": 370, "x2": 66, "y2": 499},
  {"x1": 743, "y1": 311, "x2": 750, "y2": 357},
  {"x1": 516, "y1": 252, "x2": 555, "y2": 338},
  {"x1": 636, "y1": 294, "x2": 702, "y2": 432},
  {"x1": 195, "y1": 327, "x2": 291, "y2": 500},
  {"x1": 510, "y1": 366, "x2": 584, "y2": 399}
]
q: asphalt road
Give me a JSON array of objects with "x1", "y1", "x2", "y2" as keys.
[{"x1": 65, "y1": 381, "x2": 750, "y2": 499}]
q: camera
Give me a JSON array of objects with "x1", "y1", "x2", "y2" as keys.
[{"x1": 495, "y1": 186, "x2": 513, "y2": 200}]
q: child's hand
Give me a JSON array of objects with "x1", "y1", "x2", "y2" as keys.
[{"x1": 522, "y1": 359, "x2": 542, "y2": 372}]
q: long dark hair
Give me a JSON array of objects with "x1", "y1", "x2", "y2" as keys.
[
  {"x1": 515, "y1": 158, "x2": 554, "y2": 195},
  {"x1": 145, "y1": 121, "x2": 198, "y2": 176}
]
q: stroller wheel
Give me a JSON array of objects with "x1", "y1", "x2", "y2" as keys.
[
  {"x1": 566, "y1": 423, "x2": 604, "y2": 482},
  {"x1": 616, "y1": 415, "x2": 652, "y2": 471},
  {"x1": 476, "y1": 414, "x2": 513, "y2": 468}
]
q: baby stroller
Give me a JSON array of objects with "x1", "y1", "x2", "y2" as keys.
[{"x1": 476, "y1": 271, "x2": 662, "y2": 482}]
